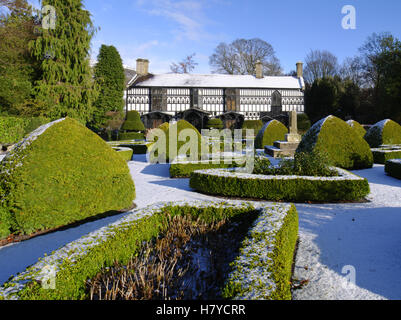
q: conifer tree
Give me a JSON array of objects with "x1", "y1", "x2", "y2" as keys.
[
  {"x1": 92, "y1": 45, "x2": 125, "y2": 129},
  {"x1": 29, "y1": 0, "x2": 98, "y2": 123}
]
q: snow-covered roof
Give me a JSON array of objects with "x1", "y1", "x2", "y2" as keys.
[{"x1": 131, "y1": 73, "x2": 305, "y2": 89}]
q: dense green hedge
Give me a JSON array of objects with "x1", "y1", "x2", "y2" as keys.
[
  {"x1": 118, "y1": 132, "x2": 145, "y2": 141},
  {"x1": 222, "y1": 204, "x2": 298, "y2": 300},
  {"x1": 371, "y1": 147, "x2": 401, "y2": 164},
  {"x1": 0, "y1": 118, "x2": 135, "y2": 240},
  {"x1": 255, "y1": 120, "x2": 288, "y2": 149},
  {"x1": 121, "y1": 111, "x2": 145, "y2": 132},
  {"x1": 113, "y1": 147, "x2": 134, "y2": 161},
  {"x1": 297, "y1": 115, "x2": 373, "y2": 170},
  {"x1": 297, "y1": 113, "x2": 311, "y2": 133},
  {"x1": 0, "y1": 116, "x2": 49, "y2": 145},
  {"x1": 1, "y1": 202, "x2": 264, "y2": 300},
  {"x1": 347, "y1": 120, "x2": 366, "y2": 139},
  {"x1": 242, "y1": 120, "x2": 263, "y2": 137},
  {"x1": 385, "y1": 160, "x2": 401, "y2": 180},
  {"x1": 206, "y1": 118, "x2": 224, "y2": 129},
  {"x1": 189, "y1": 168, "x2": 370, "y2": 202},
  {"x1": 364, "y1": 119, "x2": 401, "y2": 148},
  {"x1": 170, "y1": 160, "x2": 245, "y2": 178}
]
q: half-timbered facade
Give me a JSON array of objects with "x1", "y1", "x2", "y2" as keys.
[{"x1": 126, "y1": 59, "x2": 305, "y2": 129}]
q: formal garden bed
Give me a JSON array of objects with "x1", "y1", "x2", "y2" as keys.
[
  {"x1": 371, "y1": 146, "x2": 401, "y2": 164},
  {"x1": 190, "y1": 167, "x2": 369, "y2": 203},
  {"x1": 0, "y1": 200, "x2": 298, "y2": 301},
  {"x1": 385, "y1": 159, "x2": 401, "y2": 180},
  {"x1": 112, "y1": 146, "x2": 133, "y2": 161}
]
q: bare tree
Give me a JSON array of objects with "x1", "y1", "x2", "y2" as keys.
[
  {"x1": 209, "y1": 38, "x2": 282, "y2": 76},
  {"x1": 170, "y1": 53, "x2": 198, "y2": 74},
  {"x1": 303, "y1": 50, "x2": 339, "y2": 84},
  {"x1": 339, "y1": 56, "x2": 364, "y2": 86}
]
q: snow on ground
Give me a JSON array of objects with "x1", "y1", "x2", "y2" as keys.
[{"x1": 1, "y1": 155, "x2": 401, "y2": 300}]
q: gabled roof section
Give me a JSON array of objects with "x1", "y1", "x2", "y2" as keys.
[{"x1": 128, "y1": 73, "x2": 305, "y2": 90}]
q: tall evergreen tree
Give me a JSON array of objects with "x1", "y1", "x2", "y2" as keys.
[
  {"x1": 29, "y1": 0, "x2": 98, "y2": 123},
  {"x1": 91, "y1": 44, "x2": 125, "y2": 129}
]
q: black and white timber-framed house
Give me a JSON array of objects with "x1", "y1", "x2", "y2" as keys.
[{"x1": 126, "y1": 59, "x2": 305, "y2": 130}]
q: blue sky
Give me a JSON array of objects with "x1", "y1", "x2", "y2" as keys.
[{"x1": 29, "y1": 0, "x2": 401, "y2": 74}]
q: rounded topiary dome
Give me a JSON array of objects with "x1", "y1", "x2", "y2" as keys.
[
  {"x1": 255, "y1": 120, "x2": 288, "y2": 149},
  {"x1": 347, "y1": 120, "x2": 366, "y2": 139},
  {"x1": 0, "y1": 118, "x2": 135, "y2": 239},
  {"x1": 364, "y1": 119, "x2": 401, "y2": 148},
  {"x1": 206, "y1": 118, "x2": 224, "y2": 130},
  {"x1": 296, "y1": 115, "x2": 373, "y2": 170},
  {"x1": 121, "y1": 111, "x2": 145, "y2": 132}
]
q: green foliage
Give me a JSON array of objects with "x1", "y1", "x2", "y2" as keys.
[
  {"x1": 0, "y1": 116, "x2": 49, "y2": 144},
  {"x1": 297, "y1": 115, "x2": 373, "y2": 170},
  {"x1": 170, "y1": 161, "x2": 245, "y2": 178},
  {"x1": 13, "y1": 204, "x2": 255, "y2": 300},
  {"x1": 222, "y1": 205, "x2": 298, "y2": 300},
  {"x1": 113, "y1": 148, "x2": 133, "y2": 161},
  {"x1": 255, "y1": 120, "x2": 288, "y2": 149},
  {"x1": 297, "y1": 113, "x2": 311, "y2": 133},
  {"x1": 92, "y1": 45, "x2": 125, "y2": 129},
  {"x1": 364, "y1": 119, "x2": 401, "y2": 148},
  {"x1": 242, "y1": 120, "x2": 263, "y2": 138},
  {"x1": 347, "y1": 120, "x2": 366, "y2": 139},
  {"x1": 206, "y1": 118, "x2": 224, "y2": 129},
  {"x1": 371, "y1": 147, "x2": 401, "y2": 164},
  {"x1": 385, "y1": 160, "x2": 401, "y2": 180},
  {"x1": 0, "y1": 1, "x2": 39, "y2": 116},
  {"x1": 121, "y1": 111, "x2": 145, "y2": 132},
  {"x1": 118, "y1": 132, "x2": 145, "y2": 141},
  {"x1": 190, "y1": 168, "x2": 370, "y2": 202},
  {"x1": 28, "y1": 0, "x2": 98, "y2": 123},
  {"x1": 0, "y1": 118, "x2": 135, "y2": 239},
  {"x1": 254, "y1": 151, "x2": 337, "y2": 177}
]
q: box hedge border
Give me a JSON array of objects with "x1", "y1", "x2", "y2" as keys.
[
  {"x1": 170, "y1": 159, "x2": 246, "y2": 178},
  {"x1": 371, "y1": 147, "x2": 401, "y2": 164},
  {"x1": 0, "y1": 200, "x2": 298, "y2": 301},
  {"x1": 385, "y1": 159, "x2": 401, "y2": 180},
  {"x1": 189, "y1": 168, "x2": 370, "y2": 202},
  {"x1": 112, "y1": 147, "x2": 134, "y2": 161}
]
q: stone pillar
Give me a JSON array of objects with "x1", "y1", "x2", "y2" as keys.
[
  {"x1": 255, "y1": 60, "x2": 263, "y2": 79},
  {"x1": 136, "y1": 58, "x2": 149, "y2": 76},
  {"x1": 296, "y1": 62, "x2": 303, "y2": 78},
  {"x1": 285, "y1": 111, "x2": 301, "y2": 142}
]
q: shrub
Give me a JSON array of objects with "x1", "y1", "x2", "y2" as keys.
[
  {"x1": 118, "y1": 132, "x2": 145, "y2": 141},
  {"x1": 113, "y1": 147, "x2": 133, "y2": 161},
  {"x1": 222, "y1": 204, "x2": 298, "y2": 300},
  {"x1": 242, "y1": 120, "x2": 263, "y2": 137},
  {"x1": 371, "y1": 146, "x2": 401, "y2": 164},
  {"x1": 296, "y1": 115, "x2": 373, "y2": 170},
  {"x1": 190, "y1": 167, "x2": 370, "y2": 202},
  {"x1": 385, "y1": 159, "x2": 401, "y2": 180},
  {"x1": 0, "y1": 201, "x2": 297, "y2": 301},
  {"x1": 0, "y1": 116, "x2": 50, "y2": 145},
  {"x1": 206, "y1": 118, "x2": 224, "y2": 130},
  {"x1": 364, "y1": 119, "x2": 401, "y2": 148},
  {"x1": 0, "y1": 118, "x2": 135, "y2": 240},
  {"x1": 346, "y1": 120, "x2": 366, "y2": 139},
  {"x1": 255, "y1": 120, "x2": 288, "y2": 149},
  {"x1": 121, "y1": 111, "x2": 145, "y2": 132},
  {"x1": 170, "y1": 160, "x2": 245, "y2": 178},
  {"x1": 297, "y1": 113, "x2": 311, "y2": 133}
]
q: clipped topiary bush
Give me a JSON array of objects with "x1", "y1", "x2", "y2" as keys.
[
  {"x1": 364, "y1": 119, "x2": 401, "y2": 148},
  {"x1": 121, "y1": 111, "x2": 145, "y2": 132},
  {"x1": 347, "y1": 120, "x2": 366, "y2": 139},
  {"x1": 206, "y1": 118, "x2": 224, "y2": 130},
  {"x1": 296, "y1": 115, "x2": 373, "y2": 170},
  {"x1": 385, "y1": 159, "x2": 401, "y2": 180},
  {"x1": 242, "y1": 120, "x2": 263, "y2": 137},
  {"x1": 118, "y1": 132, "x2": 145, "y2": 141},
  {"x1": 0, "y1": 118, "x2": 135, "y2": 240},
  {"x1": 255, "y1": 120, "x2": 288, "y2": 149},
  {"x1": 0, "y1": 116, "x2": 50, "y2": 145}
]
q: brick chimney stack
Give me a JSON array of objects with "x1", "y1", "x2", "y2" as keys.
[
  {"x1": 255, "y1": 60, "x2": 263, "y2": 79},
  {"x1": 136, "y1": 58, "x2": 149, "y2": 76},
  {"x1": 296, "y1": 61, "x2": 303, "y2": 78}
]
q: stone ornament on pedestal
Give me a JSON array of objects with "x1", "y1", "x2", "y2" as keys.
[{"x1": 285, "y1": 110, "x2": 301, "y2": 143}]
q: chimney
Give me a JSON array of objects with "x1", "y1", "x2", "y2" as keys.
[
  {"x1": 255, "y1": 60, "x2": 263, "y2": 79},
  {"x1": 296, "y1": 61, "x2": 303, "y2": 78},
  {"x1": 136, "y1": 58, "x2": 149, "y2": 76}
]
